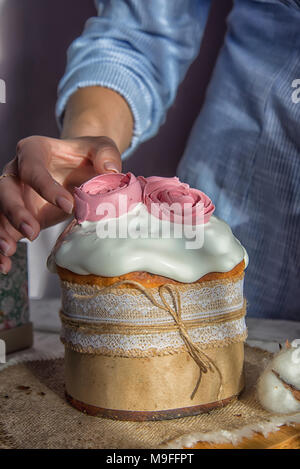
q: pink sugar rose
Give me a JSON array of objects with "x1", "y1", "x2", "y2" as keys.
[
  {"x1": 139, "y1": 176, "x2": 214, "y2": 225},
  {"x1": 74, "y1": 172, "x2": 142, "y2": 223},
  {"x1": 73, "y1": 173, "x2": 214, "y2": 225}
]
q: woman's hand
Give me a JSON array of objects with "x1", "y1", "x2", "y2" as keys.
[
  {"x1": 0, "y1": 135, "x2": 122, "y2": 273},
  {"x1": 0, "y1": 86, "x2": 133, "y2": 273}
]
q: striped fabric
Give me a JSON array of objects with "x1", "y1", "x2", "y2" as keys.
[
  {"x1": 57, "y1": 0, "x2": 300, "y2": 319},
  {"x1": 178, "y1": 1, "x2": 300, "y2": 319}
]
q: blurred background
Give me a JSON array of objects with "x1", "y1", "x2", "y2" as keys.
[{"x1": 0, "y1": 0, "x2": 232, "y2": 297}]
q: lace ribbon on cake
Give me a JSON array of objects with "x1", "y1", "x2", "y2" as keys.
[
  {"x1": 61, "y1": 316, "x2": 247, "y2": 356},
  {"x1": 60, "y1": 276, "x2": 247, "y2": 359},
  {"x1": 61, "y1": 276, "x2": 244, "y2": 325}
]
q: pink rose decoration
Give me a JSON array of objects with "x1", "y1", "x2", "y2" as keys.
[
  {"x1": 74, "y1": 172, "x2": 142, "y2": 223},
  {"x1": 73, "y1": 173, "x2": 214, "y2": 225},
  {"x1": 139, "y1": 176, "x2": 215, "y2": 224}
]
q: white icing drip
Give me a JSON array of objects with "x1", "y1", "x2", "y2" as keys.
[{"x1": 50, "y1": 204, "x2": 248, "y2": 282}]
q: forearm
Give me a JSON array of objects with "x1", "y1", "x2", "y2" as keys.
[
  {"x1": 57, "y1": 1, "x2": 209, "y2": 157},
  {"x1": 61, "y1": 86, "x2": 134, "y2": 154}
]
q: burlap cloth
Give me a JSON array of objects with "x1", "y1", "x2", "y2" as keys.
[{"x1": 0, "y1": 345, "x2": 300, "y2": 449}]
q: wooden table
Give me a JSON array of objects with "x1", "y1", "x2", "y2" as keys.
[{"x1": 191, "y1": 424, "x2": 300, "y2": 449}]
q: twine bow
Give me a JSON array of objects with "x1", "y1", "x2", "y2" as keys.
[{"x1": 72, "y1": 279, "x2": 223, "y2": 400}]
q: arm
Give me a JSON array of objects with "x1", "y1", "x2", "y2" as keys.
[
  {"x1": 61, "y1": 86, "x2": 133, "y2": 153},
  {"x1": 57, "y1": 0, "x2": 211, "y2": 157},
  {"x1": 0, "y1": 86, "x2": 133, "y2": 273},
  {"x1": 0, "y1": 0, "x2": 211, "y2": 272}
]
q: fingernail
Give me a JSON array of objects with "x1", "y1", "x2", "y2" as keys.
[
  {"x1": 56, "y1": 196, "x2": 73, "y2": 214},
  {"x1": 20, "y1": 222, "x2": 35, "y2": 240},
  {"x1": 103, "y1": 161, "x2": 119, "y2": 173},
  {"x1": 0, "y1": 239, "x2": 10, "y2": 256},
  {"x1": 0, "y1": 264, "x2": 7, "y2": 275}
]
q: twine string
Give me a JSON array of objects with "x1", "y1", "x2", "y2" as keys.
[{"x1": 72, "y1": 279, "x2": 223, "y2": 400}]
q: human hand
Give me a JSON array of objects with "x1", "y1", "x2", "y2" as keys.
[{"x1": 0, "y1": 135, "x2": 122, "y2": 273}]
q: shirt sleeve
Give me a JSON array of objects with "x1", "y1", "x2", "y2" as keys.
[{"x1": 56, "y1": 0, "x2": 211, "y2": 158}]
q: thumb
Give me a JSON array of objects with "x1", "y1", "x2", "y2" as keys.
[{"x1": 89, "y1": 137, "x2": 122, "y2": 174}]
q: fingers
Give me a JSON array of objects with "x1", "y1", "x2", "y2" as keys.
[
  {"x1": 21, "y1": 161, "x2": 74, "y2": 214},
  {"x1": 0, "y1": 226, "x2": 17, "y2": 257},
  {"x1": 89, "y1": 136, "x2": 122, "y2": 174},
  {"x1": 0, "y1": 134, "x2": 123, "y2": 275},
  {"x1": 0, "y1": 175, "x2": 40, "y2": 241},
  {"x1": 65, "y1": 136, "x2": 122, "y2": 175},
  {"x1": 16, "y1": 137, "x2": 74, "y2": 214},
  {"x1": 0, "y1": 135, "x2": 122, "y2": 264},
  {"x1": 0, "y1": 253, "x2": 12, "y2": 274},
  {"x1": 0, "y1": 214, "x2": 22, "y2": 274},
  {"x1": 16, "y1": 136, "x2": 122, "y2": 210}
]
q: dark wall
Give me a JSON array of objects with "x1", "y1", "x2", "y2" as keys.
[{"x1": 0, "y1": 0, "x2": 232, "y2": 176}]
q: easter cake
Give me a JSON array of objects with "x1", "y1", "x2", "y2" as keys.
[{"x1": 48, "y1": 173, "x2": 248, "y2": 420}]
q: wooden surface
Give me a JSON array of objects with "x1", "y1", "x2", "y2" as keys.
[{"x1": 191, "y1": 424, "x2": 300, "y2": 449}]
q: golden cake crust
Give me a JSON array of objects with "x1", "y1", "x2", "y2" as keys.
[{"x1": 56, "y1": 260, "x2": 245, "y2": 288}]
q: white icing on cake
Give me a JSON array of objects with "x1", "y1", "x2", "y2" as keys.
[{"x1": 49, "y1": 203, "x2": 248, "y2": 282}]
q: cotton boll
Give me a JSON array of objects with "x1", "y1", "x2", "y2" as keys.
[
  {"x1": 270, "y1": 344, "x2": 300, "y2": 390},
  {"x1": 258, "y1": 367, "x2": 300, "y2": 414},
  {"x1": 257, "y1": 341, "x2": 300, "y2": 414}
]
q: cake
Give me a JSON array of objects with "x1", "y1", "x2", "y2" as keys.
[{"x1": 48, "y1": 172, "x2": 248, "y2": 421}]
